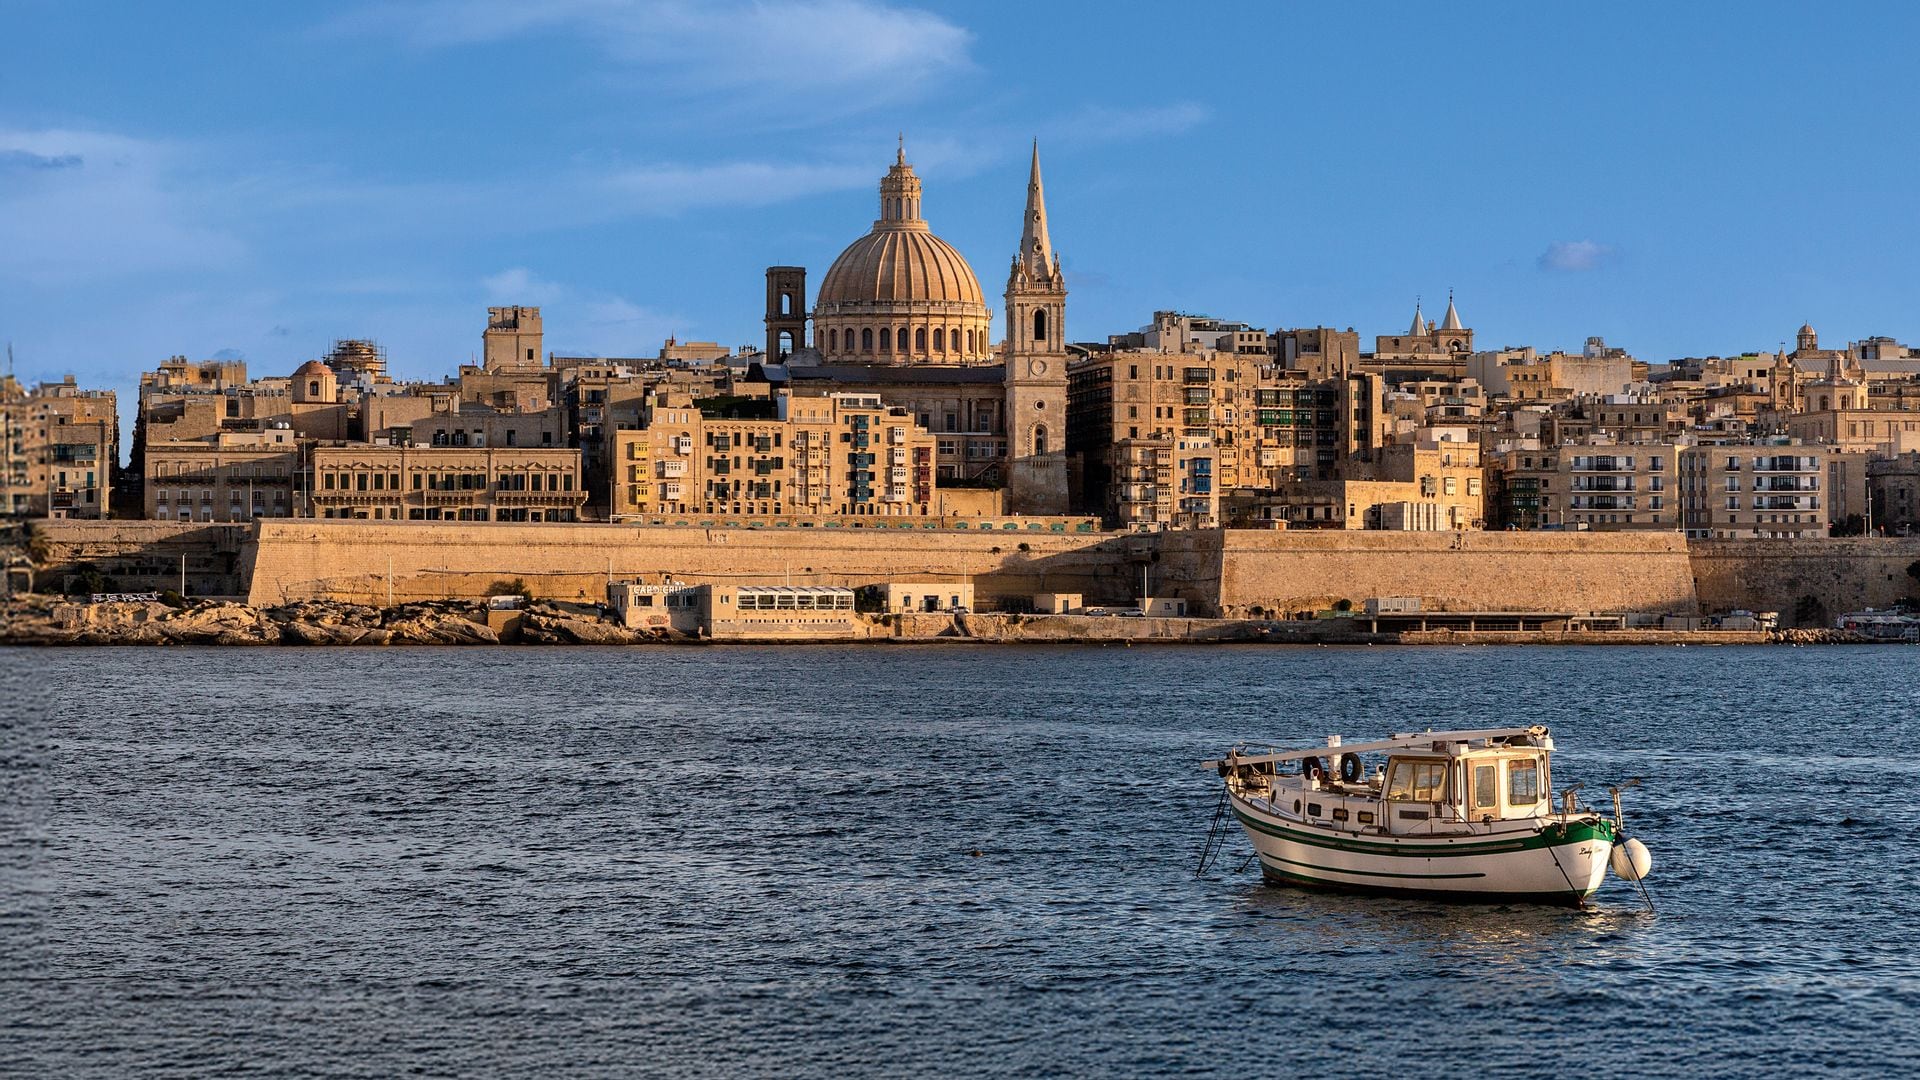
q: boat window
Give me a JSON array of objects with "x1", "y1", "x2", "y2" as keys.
[
  {"x1": 1307, "y1": 803, "x2": 1323, "y2": 817},
  {"x1": 1473, "y1": 764, "x2": 1497, "y2": 809},
  {"x1": 1385, "y1": 759, "x2": 1447, "y2": 802},
  {"x1": 1508, "y1": 758, "x2": 1540, "y2": 806}
]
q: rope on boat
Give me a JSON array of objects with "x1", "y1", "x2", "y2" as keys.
[{"x1": 1195, "y1": 786, "x2": 1232, "y2": 877}]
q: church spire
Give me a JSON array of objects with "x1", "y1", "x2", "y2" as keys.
[
  {"x1": 1408, "y1": 297, "x2": 1426, "y2": 337},
  {"x1": 1439, "y1": 290, "x2": 1463, "y2": 331},
  {"x1": 1018, "y1": 140, "x2": 1054, "y2": 278}
]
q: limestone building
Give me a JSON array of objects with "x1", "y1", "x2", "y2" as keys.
[
  {"x1": 607, "y1": 390, "x2": 937, "y2": 519},
  {"x1": 311, "y1": 445, "x2": 584, "y2": 522},
  {"x1": 772, "y1": 143, "x2": 1070, "y2": 514},
  {"x1": 1, "y1": 376, "x2": 118, "y2": 519}
]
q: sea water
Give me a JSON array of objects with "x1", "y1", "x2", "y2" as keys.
[{"x1": 3, "y1": 644, "x2": 1915, "y2": 1077}]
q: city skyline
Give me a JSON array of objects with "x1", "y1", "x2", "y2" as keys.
[{"x1": 6, "y1": 2, "x2": 1920, "y2": 400}]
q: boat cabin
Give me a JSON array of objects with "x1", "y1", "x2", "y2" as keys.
[{"x1": 1218, "y1": 728, "x2": 1558, "y2": 838}]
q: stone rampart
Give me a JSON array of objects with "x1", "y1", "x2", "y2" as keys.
[
  {"x1": 1163, "y1": 529, "x2": 1700, "y2": 617},
  {"x1": 242, "y1": 520, "x2": 1142, "y2": 607},
  {"x1": 1690, "y1": 538, "x2": 1920, "y2": 626},
  {"x1": 25, "y1": 519, "x2": 251, "y2": 597}
]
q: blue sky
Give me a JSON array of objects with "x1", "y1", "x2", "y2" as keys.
[{"x1": 5, "y1": 1, "x2": 1920, "y2": 410}]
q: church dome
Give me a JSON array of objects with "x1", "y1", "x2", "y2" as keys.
[
  {"x1": 817, "y1": 228, "x2": 985, "y2": 308},
  {"x1": 812, "y1": 147, "x2": 995, "y2": 365}
]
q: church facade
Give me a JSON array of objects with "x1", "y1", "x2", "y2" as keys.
[{"x1": 769, "y1": 143, "x2": 1070, "y2": 515}]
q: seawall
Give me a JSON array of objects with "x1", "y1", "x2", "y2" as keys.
[
  {"x1": 240, "y1": 520, "x2": 1141, "y2": 608},
  {"x1": 1162, "y1": 529, "x2": 1699, "y2": 618},
  {"x1": 21, "y1": 520, "x2": 1920, "y2": 629}
]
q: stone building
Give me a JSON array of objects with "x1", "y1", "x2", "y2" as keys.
[
  {"x1": 145, "y1": 426, "x2": 301, "y2": 522},
  {"x1": 483, "y1": 306, "x2": 545, "y2": 373},
  {"x1": 607, "y1": 390, "x2": 937, "y2": 519},
  {"x1": 771, "y1": 143, "x2": 1070, "y2": 514},
  {"x1": 1366, "y1": 295, "x2": 1474, "y2": 381},
  {"x1": 310, "y1": 445, "x2": 584, "y2": 522},
  {"x1": 1067, "y1": 336, "x2": 1386, "y2": 527},
  {"x1": 1866, "y1": 451, "x2": 1920, "y2": 535},
  {"x1": 1, "y1": 376, "x2": 118, "y2": 519},
  {"x1": 1679, "y1": 443, "x2": 1830, "y2": 539}
]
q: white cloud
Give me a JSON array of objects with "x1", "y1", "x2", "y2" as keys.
[
  {"x1": 1539, "y1": 239, "x2": 1617, "y2": 273},
  {"x1": 325, "y1": 0, "x2": 974, "y2": 109}
]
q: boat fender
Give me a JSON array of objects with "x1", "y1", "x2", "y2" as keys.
[
  {"x1": 1338, "y1": 754, "x2": 1362, "y2": 783},
  {"x1": 1302, "y1": 758, "x2": 1325, "y2": 781},
  {"x1": 1610, "y1": 837, "x2": 1653, "y2": 882}
]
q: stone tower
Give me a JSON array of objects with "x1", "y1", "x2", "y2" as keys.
[
  {"x1": 1002, "y1": 141, "x2": 1069, "y2": 515},
  {"x1": 765, "y1": 266, "x2": 807, "y2": 360},
  {"x1": 483, "y1": 306, "x2": 544, "y2": 372}
]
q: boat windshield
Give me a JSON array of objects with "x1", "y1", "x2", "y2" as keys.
[{"x1": 1384, "y1": 758, "x2": 1447, "y2": 802}]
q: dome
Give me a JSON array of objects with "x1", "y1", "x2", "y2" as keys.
[
  {"x1": 293, "y1": 360, "x2": 331, "y2": 378},
  {"x1": 817, "y1": 228, "x2": 985, "y2": 308},
  {"x1": 811, "y1": 148, "x2": 995, "y2": 365}
]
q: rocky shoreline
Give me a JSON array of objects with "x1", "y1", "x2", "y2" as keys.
[
  {"x1": 0, "y1": 595, "x2": 1889, "y2": 647},
  {"x1": 0, "y1": 596, "x2": 667, "y2": 647}
]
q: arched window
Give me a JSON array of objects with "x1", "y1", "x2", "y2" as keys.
[
  {"x1": 781, "y1": 293, "x2": 792, "y2": 316},
  {"x1": 966, "y1": 329, "x2": 975, "y2": 352},
  {"x1": 1034, "y1": 425, "x2": 1048, "y2": 456},
  {"x1": 933, "y1": 327, "x2": 945, "y2": 351},
  {"x1": 1033, "y1": 308, "x2": 1048, "y2": 342},
  {"x1": 897, "y1": 327, "x2": 909, "y2": 351},
  {"x1": 915, "y1": 327, "x2": 927, "y2": 352},
  {"x1": 308, "y1": 381, "x2": 320, "y2": 396},
  {"x1": 880, "y1": 327, "x2": 892, "y2": 352},
  {"x1": 829, "y1": 328, "x2": 838, "y2": 352},
  {"x1": 862, "y1": 328, "x2": 874, "y2": 352}
]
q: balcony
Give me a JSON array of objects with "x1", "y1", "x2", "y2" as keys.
[
  {"x1": 1571, "y1": 477, "x2": 1636, "y2": 492},
  {"x1": 1571, "y1": 496, "x2": 1636, "y2": 511}
]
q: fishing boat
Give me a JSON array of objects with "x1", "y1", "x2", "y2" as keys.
[{"x1": 1200, "y1": 726, "x2": 1652, "y2": 906}]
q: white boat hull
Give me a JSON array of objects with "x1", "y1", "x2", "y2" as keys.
[{"x1": 1231, "y1": 792, "x2": 1614, "y2": 905}]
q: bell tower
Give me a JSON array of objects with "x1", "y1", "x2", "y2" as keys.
[
  {"x1": 765, "y1": 266, "x2": 807, "y2": 361},
  {"x1": 1003, "y1": 141, "x2": 1069, "y2": 515}
]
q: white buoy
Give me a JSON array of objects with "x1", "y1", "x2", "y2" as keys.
[{"x1": 1610, "y1": 837, "x2": 1653, "y2": 882}]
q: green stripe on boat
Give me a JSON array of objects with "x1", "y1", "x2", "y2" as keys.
[{"x1": 1232, "y1": 804, "x2": 1612, "y2": 857}]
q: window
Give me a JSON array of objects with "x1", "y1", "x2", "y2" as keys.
[
  {"x1": 897, "y1": 327, "x2": 909, "y2": 351},
  {"x1": 862, "y1": 328, "x2": 874, "y2": 351},
  {"x1": 1385, "y1": 760, "x2": 1447, "y2": 802},
  {"x1": 933, "y1": 327, "x2": 944, "y2": 351},
  {"x1": 1033, "y1": 308, "x2": 1048, "y2": 342},
  {"x1": 1473, "y1": 764, "x2": 1496, "y2": 809},
  {"x1": 1508, "y1": 758, "x2": 1540, "y2": 805},
  {"x1": 916, "y1": 327, "x2": 927, "y2": 352}
]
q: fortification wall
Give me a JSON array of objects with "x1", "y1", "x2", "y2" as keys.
[
  {"x1": 25, "y1": 519, "x2": 251, "y2": 596},
  {"x1": 1160, "y1": 530, "x2": 1700, "y2": 617},
  {"x1": 1690, "y1": 538, "x2": 1920, "y2": 626},
  {"x1": 243, "y1": 521, "x2": 1145, "y2": 607}
]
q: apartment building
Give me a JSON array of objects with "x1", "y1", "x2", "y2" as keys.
[
  {"x1": 1679, "y1": 444, "x2": 1829, "y2": 539},
  {"x1": 1, "y1": 376, "x2": 119, "y2": 519},
  {"x1": 608, "y1": 391, "x2": 937, "y2": 519},
  {"x1": 145, "y1": 427, "x2": 301, "y2": 522}
]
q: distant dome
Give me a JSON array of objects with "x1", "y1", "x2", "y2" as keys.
[
  {"x1": 817, "y1": 228, "x2": 985, "y2": 308},
  {"x1": 293, "y1": 360, "x2": 331, "y2": 378},
  {"x1": 812, "y1": 148, "x2": 995, "y2": 365}
]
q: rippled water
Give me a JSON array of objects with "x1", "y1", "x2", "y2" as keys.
[{"x1": 4, "y1": 644, "x2": 1916, "y2": 1077}]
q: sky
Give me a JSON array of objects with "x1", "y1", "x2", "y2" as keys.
[{"x1": 6, "y1": 1, "x2": 1920, "y2": 416}]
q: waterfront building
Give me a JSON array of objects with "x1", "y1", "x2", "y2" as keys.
[
  {"x1": 1679, "y1": 443, "x2": 1830, "y2": 539},
  {"x1": 310, "y1": 444, "x2": 584, "y2": 521},
  {"x1": 1497, "y1": 439, "x2": 1683, "y2": 532},
  {"x1": 607, "y1": 390, "x2": 937, "y2": 519},
  {"x1": 1, "y1": 376, "x2": 118, "y2": 519},
  {"x1": 145, "y1": 427, "x2": 300, "y2": 522},
  {"x1": 1067, "y1": 328, "x2": 1385, "y2": 528}
]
